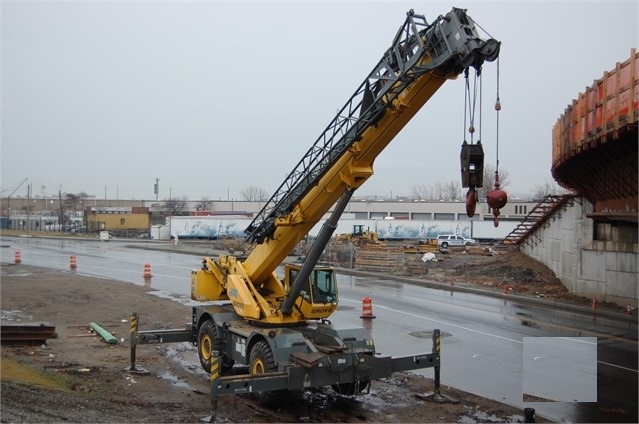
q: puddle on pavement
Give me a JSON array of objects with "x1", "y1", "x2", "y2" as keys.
[
  {"x1": 459, "y1": 409, "x2": 525, "y2": 423},
  {"x1": 147, "y1": 290, "x2": 203, "y2": 307},
  {"x1": 1, "y1": 270, "x2": 33, "y2": 277},
  {"x1": 161, "y1": 342, "x2": 205, "y2": 375},
  {"x1": 1, "y1": 309, "x2": 33, "y2": 321},
  {"x1": 158, "y1": 369, "x2": 191, "y2": 389}
]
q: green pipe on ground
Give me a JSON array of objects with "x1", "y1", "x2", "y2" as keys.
[{"x1": 89, "y1": 322, "x2": 118, "y2": 345}]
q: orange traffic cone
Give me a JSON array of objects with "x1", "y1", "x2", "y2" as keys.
[
  {"x1": 503, "y1": 281, "x2": 509, "y2": 295},
  {"x1": 70, "y1": 255, "x2": 77, "y2": 269},
  {"x1": 360, "y1": 297, "x2": 376, "y2": 319},
  {"x1": 14, "y1": 250, "x2": 22, "y2": 264},
  {"x1": 626, "y1": 305, "x2": 633, "y2": 316},
  {"x1": 591, "y1": 298, "x2": 597, "y2": 310},
  {"x1": 143, "y1": 263, "x2": 153, "y2": 278}
]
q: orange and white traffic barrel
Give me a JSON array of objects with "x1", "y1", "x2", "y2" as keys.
[
  {"x1": 143, "y1": 263, "x2": 153, "y2": 278},
  {"x1": 70, "y1": 255, "x2": 77, "y2": 269},
  {"x1": 360, "y1": 296, "x2": 376, "y2": 319},
  {"x1": 14, "y1": 250, "x2": 22, "y2": 264}
]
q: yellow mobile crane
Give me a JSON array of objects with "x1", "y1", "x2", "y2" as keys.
[{"x1": 139, "y1": 7, "x2": 500, "y2": 405}]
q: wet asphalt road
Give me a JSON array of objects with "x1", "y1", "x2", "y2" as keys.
[{"x1": 1, "y1": 236, "x2": 637, "y2": 423}]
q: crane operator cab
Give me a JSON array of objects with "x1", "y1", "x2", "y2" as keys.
[{"x1": 287, "y1": 263, "x2": 338, "y2": 320}]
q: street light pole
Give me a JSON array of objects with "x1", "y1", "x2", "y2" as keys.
[{"x1": 27, "y1": 183, "x2": 31, "y2": 233}]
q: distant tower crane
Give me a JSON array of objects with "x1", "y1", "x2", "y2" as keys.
[
  {"x1": 4, "y1": 177, "x2": 29, "y2": 199},
  {"x1": 4, "y1": 177, "x2": 29, "y2": 226}
]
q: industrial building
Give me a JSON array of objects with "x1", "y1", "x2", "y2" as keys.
[{"x1": 0, "y1": 196, "x2": 538, "y2": 236}]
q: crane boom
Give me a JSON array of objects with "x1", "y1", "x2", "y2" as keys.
[
  {"x1": 242, "y1": 8, "x2": 499, "y2": 284},
  {"x1": 192, "y1": 7, "x2": 499, "y2": 325}
]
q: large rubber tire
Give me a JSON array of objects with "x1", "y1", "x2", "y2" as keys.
[
  {"x1": 441, "y1": 242, "x2": 449, "y2": 249},
  {"x1": 197, "y1": 320, "x2": 234, "y2": 374},
  {"x1": 332, "y1": 379, "x2": 371, "y2": 395},
  {"x1": 249, "y1": 340, "x2": 286, "y2": 405}
]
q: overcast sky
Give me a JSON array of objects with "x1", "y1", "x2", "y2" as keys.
[{"x1": 2, "y1": 0, "x2": 637, "y2": 202}]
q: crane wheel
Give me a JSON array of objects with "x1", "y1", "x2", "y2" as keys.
[
  {"x1": 197, "y1": 320, "x2": 234, "y2": 374},
  {"x1": 332, "y1": 379, "x2": 371, "y2": 396},
  {"x1": 249, "y1": 340, "x2": 286, "y2": 405}
]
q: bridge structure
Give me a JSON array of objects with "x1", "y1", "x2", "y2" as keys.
[
  {"x1": 517, "y1": 49, "x2": 637, "y2": 307},
  {"x1": 552, "y1": 49, "x2": 637, "y2": 223}
]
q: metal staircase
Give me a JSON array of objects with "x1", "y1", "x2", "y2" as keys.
[{"x1": 502, "y1": 194, "x2": 575, "y2": 247}]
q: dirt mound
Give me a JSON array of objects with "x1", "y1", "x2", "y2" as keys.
[{"x1": 421, "y1": 248, "x2": 570, "y2": 299}]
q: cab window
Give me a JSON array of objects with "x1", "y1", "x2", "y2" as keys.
[{"x1": 310, "y1": 269, "x2": 336, "y2": 304}]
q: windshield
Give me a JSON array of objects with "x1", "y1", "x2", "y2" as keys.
[
  {"x1": 294, "y1": 267, "x2": 337, "y2": 304},
  {"x1": 310, "y1": 269, "x2": 336, "y2": 303}
]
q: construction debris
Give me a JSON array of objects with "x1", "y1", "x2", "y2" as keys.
[
  {"x1": 89, "y1": 322, "x2": 118, "y2": 345},
  {"x1": 0, "y1": 322, "x2": 56, "y2": 346},
  {"x1": 421, "y1": 252, "x2": 437, "y2": 262}
]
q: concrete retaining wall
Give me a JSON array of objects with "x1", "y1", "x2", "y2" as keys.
[{"x1": 520, "y1": 197, "x2": 638, "y2": 307}]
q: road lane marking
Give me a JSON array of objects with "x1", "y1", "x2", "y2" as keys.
[
  {"x1": 597, "y1": 361, "x2": 638, "y2": 373},
  {"x1": 341, "y1": 297, "x2": 522, "y2": 344}
]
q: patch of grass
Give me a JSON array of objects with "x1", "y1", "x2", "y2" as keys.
[{"x1": 0, "y1": 355, "x2": 75, "y2": 391}]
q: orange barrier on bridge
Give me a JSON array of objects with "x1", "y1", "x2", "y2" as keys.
[{"x1": 552, "y1": 49, "x2": 638, "y2": 167}]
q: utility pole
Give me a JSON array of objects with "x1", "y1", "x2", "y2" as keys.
[
  {"x1": 59, "y1": 188, "x2": 64, "y2": 230},
  {"x1": 26, "y1": 183, "x2": 31, "y2": 232}
]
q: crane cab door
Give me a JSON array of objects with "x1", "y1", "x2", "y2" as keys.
[{"x1": 285, "y1": 264, "x2": 338, "y2": 319}]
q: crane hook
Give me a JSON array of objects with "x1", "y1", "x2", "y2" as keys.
[
  {"x1": 486, "y1": 57, "x2": 506, "y2": 227},
  {"x1": 486, "y1": 172, "x2": 507, "y2": 227},
  {"x1": 466, "y1": 188, "x2": 478, "y2": 217}
]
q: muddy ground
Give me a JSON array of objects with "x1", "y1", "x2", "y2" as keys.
[{"x1": 0, "y1": 244, "x2": 621, "y2": 423}]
